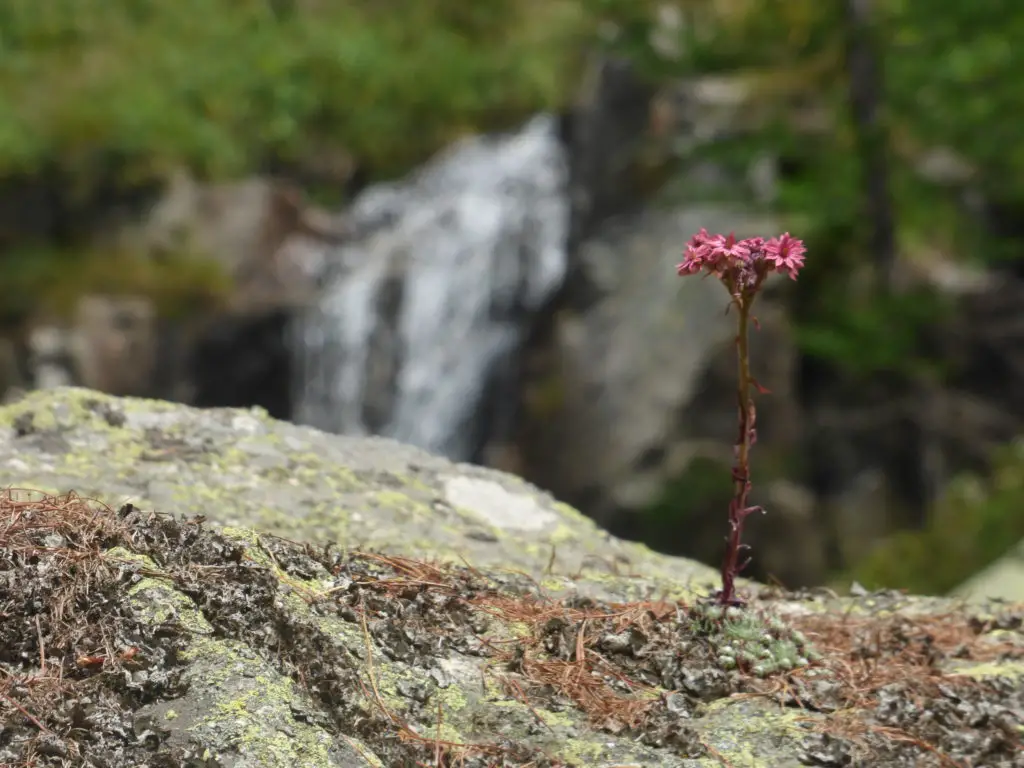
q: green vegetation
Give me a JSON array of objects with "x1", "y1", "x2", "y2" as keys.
[
  {"x1": 0, "y1": 0, "x2": 604, "y2": 316},
  {"x1": 689, "y1": 602, "x2": 821, "y2": 676},
  {"x1": 599, "y1": 0, "x2": 1024, "y2": 375},
  {"x1": 846, "y1": 439, "x2": 1024, "y2": 596},
  {"x1": 631, "y1": 457, "x2": 734, "y2": 557},
  {"x1": 7, "y1": 2, "x2": 1023, "y2": 283},
  {"x1": 0, "y1": 246, "x2": 233, "y2": 324},
  {"x1": 5, "y1": 0, "x2": 1024, "y2": 235},
  {"x1": 0, "y1": 0, "x2": 593, "y2": 183}
]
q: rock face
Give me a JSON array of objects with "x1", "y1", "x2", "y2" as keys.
[
  {"x1": 0, "y1": 387, "x2": 714, "y2": 593},
  {"x1": 18, "y1": 172, "x2": 348, "y2": 418},
  {"x1": 136, "y1": 171, "x2": 346, "y2": 314},
  {"x1": 1, "y1": 389, "x2": 1021, "y2": 768}
]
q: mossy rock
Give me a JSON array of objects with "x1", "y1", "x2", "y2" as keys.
[
  {"x1": 0, "y1": 386, "x2": 723, "y2": 602},
  {"x1": 0, "y1": 388, "x2": 1021, "y2": 766},
  {"x1": 1, "y1": 490, "x2": 1021, "y2": 767}
]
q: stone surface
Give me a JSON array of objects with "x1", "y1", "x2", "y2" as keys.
[
  {"x1": 954, "y1": 538, "x2": 1024, "y2": 604},
  {"x1": 133, "y1": 170, "x2": 346, "y2": 314},
  {"x1": 17, "y1": 172, "x2": 349, "y2": 416},
  {"x1": 1, "y1": 389, "x2": 1020, "y2": 768},
  {"x1": 70, "y1": 294, "x2": 158, "y2": 397},
  {"x1": 0, "y1": 386, "x2": 720, "y2": 602}
]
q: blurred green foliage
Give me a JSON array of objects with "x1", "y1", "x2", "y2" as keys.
[
  {"x1": 0, "y1": 0, "x2": 601, "y2": 313},
  {"x1": 3, "y1": 0, "x2": 1023, "y2": 228},
  {"x1": 886, "y1": 1, "x2": 1024, "y2": 216},
  {"x1": 844, "y1": 439, "x2": 1024, "y2": 595},
  {"x1": 5, "y1": 0, "x2": 1022, "y2": 242},
  {"x1": 0, "y1": 245, "x2": 233, "y2": 323},
  {"x1": 601, "y1": 0, "x2": 1024, "y2": 378},
  {"x1": 788, "y1": 222, "x2": 954, "y2": 381},
  {"x1": 0, "y1": 0, "x2": 593, "y2": 181}
]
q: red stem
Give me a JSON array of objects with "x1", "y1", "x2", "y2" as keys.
[{"x1": 719, "y1": 297, "x2": 756, "y2": 605}]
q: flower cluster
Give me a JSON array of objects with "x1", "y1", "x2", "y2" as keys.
[
  {"x1": 676, "y1": 230, "x2": 806, "y2": 293},
  {"x1": 675, "y1": 229, "x2": 807, "y2": 607}
]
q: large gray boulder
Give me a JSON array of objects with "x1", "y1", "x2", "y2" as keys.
[
  {"x1": 0, "y1": 386, "x2": 718, "y2": 602},
  {"x1": 0, "y1": 388, "x2": 1021, "y2": 768}
]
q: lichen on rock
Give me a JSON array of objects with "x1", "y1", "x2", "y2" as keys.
[
  {"x1": 0, "y1": 389, "x2": 1021, "y2": 767},
  {"x1": 0, "y1": 386, "x2": 722, "y2": 605}
]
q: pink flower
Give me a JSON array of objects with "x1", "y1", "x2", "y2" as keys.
[
  {"x1": 763, "y1": 233, "x2": 806, "y2": 279},
  {"x1": 741, "y1": 237, "x2": 766, "y2": 266},
  {"x1": 687, "y1": 228, "x2": 715, "y2": 252},
  {"x1": 716, "y1": 232, "x2": 751, "y2": 265},
  {"x1": 678, "y1": 231, "x2": 757, "y2": 278},
  {"x1": 676, "y1": 228, "x2": 715, "y2": 275},
  {"x1": 678, "y1": 229, "x2": 806, "y2": 294},
  {"x1": 675, "y1": 256, "x2": 702, "y2": 276}
]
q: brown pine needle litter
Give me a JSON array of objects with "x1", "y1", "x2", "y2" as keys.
[{"x1": 1, "y1": 489, "x2": 1022, "y2": 767}]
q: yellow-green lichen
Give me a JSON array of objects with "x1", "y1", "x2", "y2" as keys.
[
  {"x1": 551, "y1": 501, "x2": 592, "y2": 527},
  {"x1": 0, "y1": 389, "x2": 109, "y2": 432},
  {"x1": 106, "y1": 547, "x2": 216, "y2": 634},
  {"x1": 309, "y1": 611, "x2": 370, "y2": 655},
  {"x1": 431, "y1": 682, "x2": 469, "y2": 717},
  {"x1": 547, "y1": 522, "x2": 580, "y2": 546},
  {"x1": 0, "y1": 387, "x2": 724, "y2": 602},
  {"x1": 182, "y1": 638, "x2": 342, "y2": 767},
  {"x1": 132, "y1": 578, "x2": 215, "y2": 634},
  {"x1": 418, "y1": 717, "x2": 464, "y2": 747},
  {"x1": 218, "y1": 526, "x2": 262, "y2": 547},
  {"x1": 557, "y1": 738, "x2": 608, "y2": 765},
  {"x1": 371, "y1": 489, "x2": 431, "y2": 516},
  {"x1": 944, "y1": 660, "x2": 1024, "y2": 680},
  {"x1": 692, "y1": 697, "x2": 811, "y2": 768},
  {"x1": 533, "y1": 707, "x2": 576, "y2": 729}
]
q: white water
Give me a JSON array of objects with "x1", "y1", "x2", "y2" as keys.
[{"x1": 292, "y1": 115, "x2": 570, "y2": 461}]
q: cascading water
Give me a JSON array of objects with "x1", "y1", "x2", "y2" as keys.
[{"x1": 291, "y1": 115, "x2": 570, "y2": 461}]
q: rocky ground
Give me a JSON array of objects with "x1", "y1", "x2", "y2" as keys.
[{"x1": 1, "y1": 489, "x2": 1022, "y2": 767}]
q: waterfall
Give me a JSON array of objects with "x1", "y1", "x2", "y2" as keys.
[{"x1": 292, "y1": 115, "x2": 570, "y2": 461}]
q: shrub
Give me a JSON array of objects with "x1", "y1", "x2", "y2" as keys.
[{"x1": 0, "y1": 0, "x2": 592, "y2": 183}]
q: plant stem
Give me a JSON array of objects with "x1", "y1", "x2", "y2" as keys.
[{"x1": 719, "y1": 298, "x2": 756, "y2": 605}]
